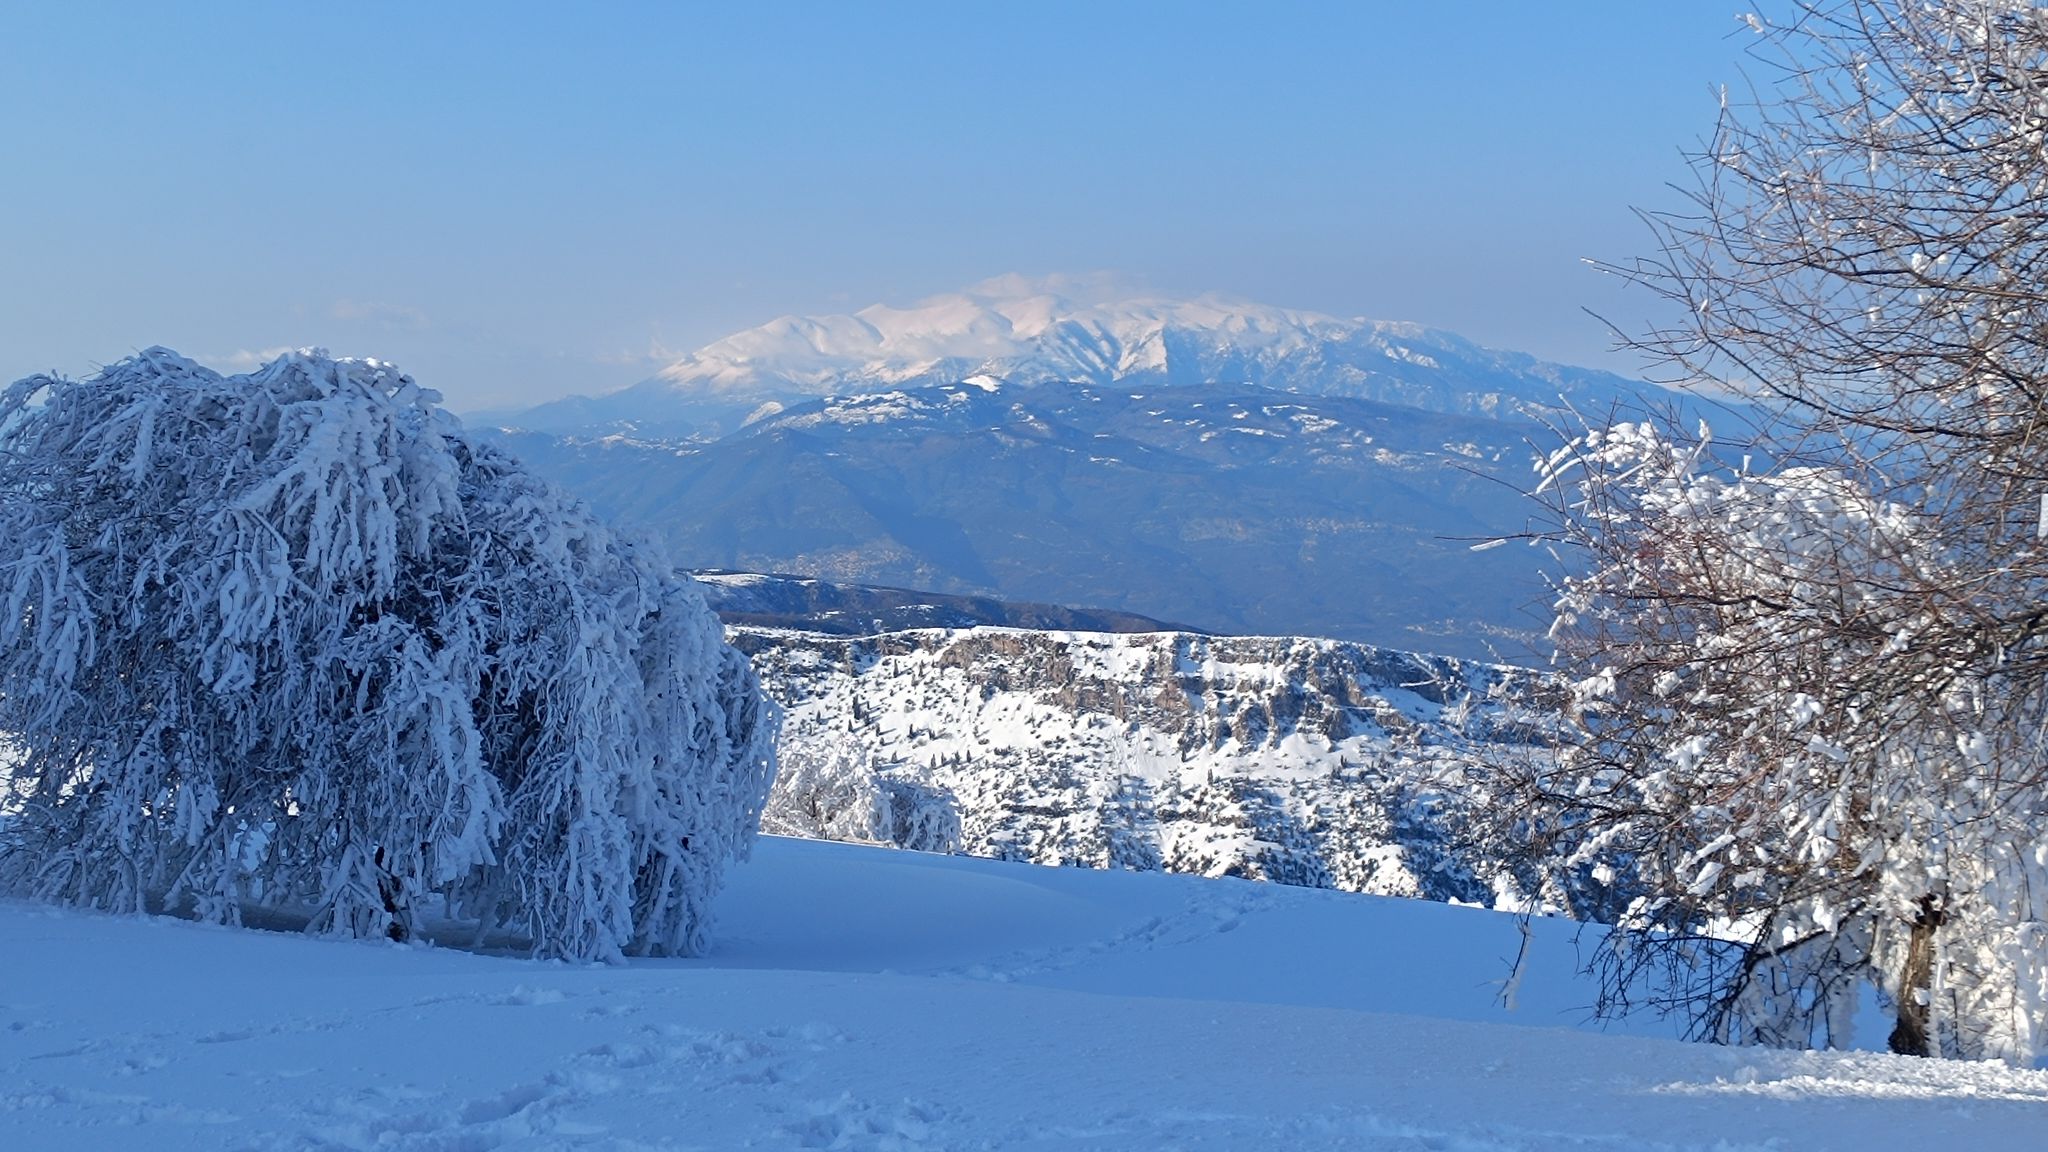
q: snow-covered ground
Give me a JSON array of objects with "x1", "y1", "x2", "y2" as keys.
[{"x1": 4, "y1": 836, "x2": 2043, "y2": 1150}]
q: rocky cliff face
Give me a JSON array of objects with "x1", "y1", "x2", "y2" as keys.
[{"x1": 740, "y1": 626, "x2": 1555, "y2": 907}]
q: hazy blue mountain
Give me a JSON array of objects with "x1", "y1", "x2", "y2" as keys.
[
  {"x1": 493, "y1": 377, "x2": 1559, "y2": 661},
  {"x1": 692, "y1": 569, "x2": 1197, "y2": 635},
  {"x1": 483, "y1": 280, "x2": 1724, "y2": 660}
]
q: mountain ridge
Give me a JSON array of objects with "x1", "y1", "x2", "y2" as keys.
[
  {"x1": 504, "y1": 277, "x2": 1664, "y2": 440},
  {"x1": 693, "y1": 568, "x2": 1201, "y2": 635},
  {"x1": 490, "y1": 376, "x2": 1556, "y2": 661},
  {"x1": 481, "y1": 278, "x2": 1721, "y2": 660}
]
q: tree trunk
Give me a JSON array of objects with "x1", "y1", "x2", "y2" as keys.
[
  {"x1": 374, "y1": 847, "x2": 411, "y2": 944},
  {"x1": 1887, "y1": 895, "x2": 1942, "y2": 1057}
]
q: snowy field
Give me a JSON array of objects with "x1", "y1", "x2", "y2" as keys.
[{"x1": 4, "y1": 836, "x2": 2045, "y2": 1150}]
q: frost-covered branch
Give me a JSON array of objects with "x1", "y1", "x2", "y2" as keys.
[{"x1": 1521, "y1": 0, "x2": 2048, "y2": 1064}]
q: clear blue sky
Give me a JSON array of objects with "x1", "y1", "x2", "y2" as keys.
[{"x1": 1, "y1": 2, "x2": 1763, "y2": 410}]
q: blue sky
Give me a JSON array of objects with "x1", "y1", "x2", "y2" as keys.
[{"x1": 2, "y1": 2, "x2": 1761, "y2": 410}]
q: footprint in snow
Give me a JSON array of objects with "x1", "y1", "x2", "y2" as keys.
[
  {"x1": 577, "y1": 1041, "x2": 667, "y2": 1071},
  {"x1": 490, "y1": 985, "x2": 567, "y2": 1006},
  {"x1": 786, "y1": 1093, "x2": 954, "y2": 1152},
  {"x1": 197, "y1": 1028, "x2": 258, "y2": 1044},
  {"x1": 293, "y1": 1069, "x2": 606, "y2": 1151}
]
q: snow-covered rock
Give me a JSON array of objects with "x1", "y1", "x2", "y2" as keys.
[{"x1": 740, "y1": 625, "x2": 1554, "y2": 908}]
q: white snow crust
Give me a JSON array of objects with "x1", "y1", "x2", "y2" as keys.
[{"x1": 3, "y1": 836, "x2": 2041, "y2": 1150}]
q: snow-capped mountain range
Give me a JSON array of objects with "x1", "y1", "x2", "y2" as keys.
[
  {"x1": 485, "y1": 277, "x2": 1725, "y2": 659},
  {"x1": 507, "y1": 275, "x2": 1661, "y2": 440}
]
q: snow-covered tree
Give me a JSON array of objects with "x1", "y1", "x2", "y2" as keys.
[
  {"x1": 0, "y1": 348, "x2": 778, "y2": 961},
  {"x1": 1530, "y1": 422, "x2": 2048, "y2": 1060},
  {"x1": 1520, "y1": 1, "x2": 2048, "y2": 1061},
  {"x1": 878, "y1": 776, "x2": 963, "y2": 855},
  {"x1": 761, "y1": 743, "x2": 962, "y2": 854},
  {"x1": 761, "y1": 744, "x2": 891, "y2": 844}
]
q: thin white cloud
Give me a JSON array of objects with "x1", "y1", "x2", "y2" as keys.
[
  {"x1": 594, "y1": 337, "x2": 689, "y2": 369},
  {"x1": 330, "y1": 299, "x2": 429, "y2": 330},
  {"x1": 199, "y1": 345, "x2": 301, "y2": 373}
]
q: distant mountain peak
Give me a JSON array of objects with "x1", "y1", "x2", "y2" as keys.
[
  {"x1": 655, "y1": 279, "x2": 1372, "y2": 392},
  {"x1": 503, "y1": 277, "x2": 1657, "y2": 440}
]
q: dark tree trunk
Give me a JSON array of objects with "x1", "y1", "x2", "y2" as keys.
[
  {"x1": 1887, "y1": 895, "x2": 1943, "y2": 1057},
  {"x1": 374, "y1": 847, "x2": 411, "y2": 944}
]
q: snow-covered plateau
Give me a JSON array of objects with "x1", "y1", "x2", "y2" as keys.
[
  {"x1": 744, "y1": 625, "x2": 1542, "y2": 907},
  {"x1": 4, "y1": 835, "x2": 2041, "y2": 1151}
]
